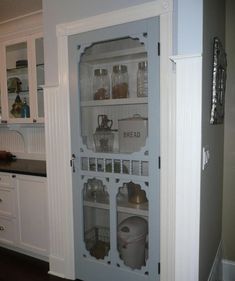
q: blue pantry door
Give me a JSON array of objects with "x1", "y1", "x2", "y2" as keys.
[{"x1": 68, "y1": 16, "x2": 160, "y2": 281}]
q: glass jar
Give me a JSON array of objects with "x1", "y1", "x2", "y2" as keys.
[
  {"x1": 21, "y1": 98, "x2": 30, "y2": 118},
  {"x1": 93, "y1": 115, "x2": 114, "y2": 152},
  {"x1": 137, "y1": 61, "x2": 148, "y2": 97},
  {"x1": 112, "y1": 65, "x2": 129, "y2": 99},
  {"x1": 93, "y1": 68, "x2": 110, "y2": 100}
]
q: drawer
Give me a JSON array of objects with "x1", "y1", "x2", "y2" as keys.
[
  {"x1": 0, "y1": 174, "x2": 12, "y2": 188},
  {"x1": 0, "y1": 217, "x2": 16, "y2": 244},
  {"x1": 0, "y1": 188, "x2": 15, "y2": 217}
]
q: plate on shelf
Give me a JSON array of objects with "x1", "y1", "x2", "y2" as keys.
[{"x1": 7, "y1": 77, "x2": 22, "y2": 93}]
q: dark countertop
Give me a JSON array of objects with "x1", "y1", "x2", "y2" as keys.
[{"x1": 0, "y1": 159, "x2": 46, "y2": 177}]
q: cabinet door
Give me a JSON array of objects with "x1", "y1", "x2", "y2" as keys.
[
  {"x1": 4, "y1": 38, "x2": 33, "y2": 123},
  {"x1": 69, "y1": 17, "x2": 160, "y2": 281},
  {"x1": 16, "y1": 175, "x2": 48, "y2": 256},
  {"x1": 0, "y1": 216, "x2": 17, "y2": 245},
  {"x1": 0, "y1": 188, "x2": 16, "y2": 217},
  {"x1": 1, "y1": 34, "x2": 44, "y2": 124}
]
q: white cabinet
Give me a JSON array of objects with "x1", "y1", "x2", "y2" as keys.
[
  {"x1": 0, "y1": 33, "x2": 45, "y2": 124},
  {"x1": 0, "y1": 172, "x2": 48, "y2": 258},
  {"x1": 0, "y1": 173, "x2": 17, "y2": 245},
  {"x1": 16, "y1": 174, "x2": 48, "y2": 256}
]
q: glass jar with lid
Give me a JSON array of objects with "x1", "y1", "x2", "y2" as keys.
[
  {"x1": 93, "y1": 68, "x2": 110, "y2": 100},
  {"x1": 137, "y1": 61, "x2": 148, "y2": 97},
  {"x1": 112, "y1": 65, "x2": 129, "y2": 99}
]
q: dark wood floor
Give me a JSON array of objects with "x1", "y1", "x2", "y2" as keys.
[{"x1": 0, "y1": 247, "x2": 75, "y2": 281}]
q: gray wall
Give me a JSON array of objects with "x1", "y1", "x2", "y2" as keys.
[
  {"x1": 222, "y1": 0, "x2": 235, "y2": 261},
  {"x1": 199, "y1": 0, "x2": 225, "y2": 280},
  {"x1": 175, "y1": 0, "x2": 203, "y2": 55}
]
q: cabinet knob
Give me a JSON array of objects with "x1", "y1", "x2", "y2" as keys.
[
  {"x1": 0, "y1": 226, "x2": 5, "y2": 231},
  {"x1": 12, "y1": 175, "x2": 16, "y2": 178},
  {"x1": 1, "y1": 120, "x2": 7, "y2": 124},
  {"x1": 33, "y1": 119, "x2": 37, "y2": 123},
  {"x1": 0, "y1": 198, "x2": 2, "y2": 203}
]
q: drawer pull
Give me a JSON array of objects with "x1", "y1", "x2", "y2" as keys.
[
  {"x1": 0, "y1": 226, "x2": 5, "y2": 231},
  {"x1": 0, "y1": 198, "x2": 2, "y2": 203}
]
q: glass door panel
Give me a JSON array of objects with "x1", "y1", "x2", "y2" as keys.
[
  {"x1": 35, "y1": 38, "x2": 44, "y2": 118},
  {"x1": 6, "y1": 42, "x2": 30, "y2": 119}
]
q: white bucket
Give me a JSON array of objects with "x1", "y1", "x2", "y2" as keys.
[{"x1": 118, "y1": 216, "x2": 148, "y2": 269}]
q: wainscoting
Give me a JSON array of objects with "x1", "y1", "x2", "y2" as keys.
[{"x1": 0, "y1": 126, "x2": 45, "y2": 160}]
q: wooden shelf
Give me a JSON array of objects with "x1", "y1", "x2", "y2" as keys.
[
  {"x1": 81, "y1": 97, "x2": 148, "y2": 107},
  {"x1": 84, "y1": 199, "x2": 148, "y2": 216},
  {"x1": 84, "y1": 200, "x2": 109, "y2": 210}
]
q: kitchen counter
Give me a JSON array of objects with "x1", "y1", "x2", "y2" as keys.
[{"x1": 0, "y1": 159, "x2": 46, "y2": 177}]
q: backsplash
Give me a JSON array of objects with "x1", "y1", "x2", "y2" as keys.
[{"x1": 0, "y1": 126, "x2": 46, "y2": 160}]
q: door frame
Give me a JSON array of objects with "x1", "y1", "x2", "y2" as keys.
[{"x1": 45, "y1": 1, "x2": 175, "y2": 280}]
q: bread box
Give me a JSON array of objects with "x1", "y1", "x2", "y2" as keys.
[{"x1": 118, "y1": 114, "x2": 148, "y2": 153}]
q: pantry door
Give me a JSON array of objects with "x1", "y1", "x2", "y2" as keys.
[{"x1": 68, "y1": 17, "x2": 160, "y2": 281}]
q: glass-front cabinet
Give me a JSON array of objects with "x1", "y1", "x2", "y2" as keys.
[
  {"x1": 69, "y1": 17, "x2": 160, "y2": 281},
  {"x1": 0, "y1": 34, "x2": 44, "y2": 124}
]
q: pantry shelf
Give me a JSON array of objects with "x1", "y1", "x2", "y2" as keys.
[
  {"x1": 81, "y1": 97, "x2": 148, "y2": 107},
  {"x1": 84, "y1": 200, "x2": 148, "y2": 216}
]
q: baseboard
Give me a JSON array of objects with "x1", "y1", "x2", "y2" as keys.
[
  {"x1": 222, "y1": 259, "x2": 235, "y2": 281},
  {"x1": 208, "y1": 241, "x2": 223, "y2": 281},
  {"x1": 48, "y1": 255, "x2": 65, "y2": 278}
]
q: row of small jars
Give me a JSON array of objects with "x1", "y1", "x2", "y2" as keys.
[{"x1": 93, "y1": 62, "x2": 148, "y2": 100}]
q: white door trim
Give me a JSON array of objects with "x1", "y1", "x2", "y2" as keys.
[
  {"x1": 56, "y1": 1, "x2": 173, "y2": 37},
  {"x1": 45, "y1": 1, "x2": 175, "y2": 279}
]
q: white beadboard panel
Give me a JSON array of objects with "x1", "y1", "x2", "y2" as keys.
[
  {"x1": 44, "y1": 85, "x2": 75, "y2": 279},
  {"x1": 0, "y1": 129, "x2": 25, "y2": 152},
  {"x1": 0, "y1": 127, "x2": 46, "y2": 160},
  {"x1": 26, "y1": 127, "x2": 46, "y2": 154},
  {"x1": 172, "y1": 55, "x2": 202, "y2": 281}
]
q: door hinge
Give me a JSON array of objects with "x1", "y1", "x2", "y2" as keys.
[
  {"x1": 158, "y1": 42, "x2": 160, "y2": 56},
  {"x1": 158, "y1": 156, "x2": 161, "y2": 169},
  {"x1": 70, "y1": 154, "x2": 76, "y2": 172},
  {"x1": 158, "y1": 262, "x2": 160, "y2": 274}
]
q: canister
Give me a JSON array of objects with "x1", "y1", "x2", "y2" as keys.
[
  {"x1": 118, "y1": 216, "x2": 148, "y2": 269},
  {"x1": 112, "y1": 65, "x2": 129, "y2": 99},
  {"x1": 93, "y1": 68, "x2": 110, "y2": 100},
  {"x1": 118, "y1": 114, "x2": 148, "y2": 153}
]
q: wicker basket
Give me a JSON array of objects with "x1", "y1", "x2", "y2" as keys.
[{"x1": 85, "y1": 226, "x2": 110, "y2": 259}]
